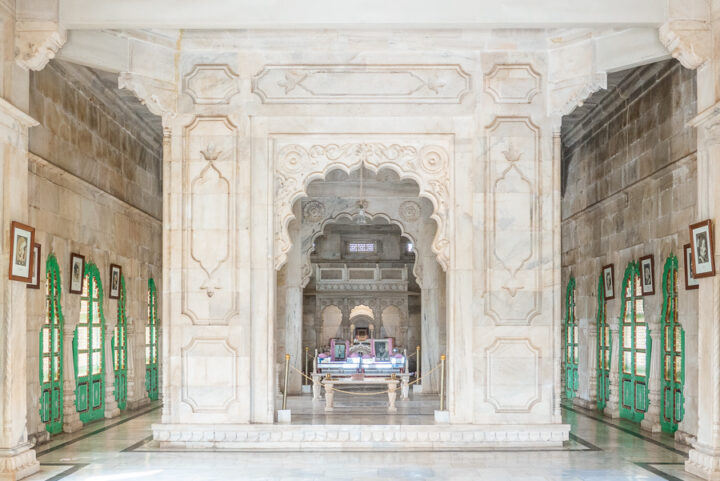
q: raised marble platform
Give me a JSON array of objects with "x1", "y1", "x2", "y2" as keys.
[{"x1": 151, "y1": 423, "x2": 570, "y2": 450}]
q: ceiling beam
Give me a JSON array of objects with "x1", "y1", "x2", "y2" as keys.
[{"x1": 59, "y1": 0, "x2": 667, "y2": 30}]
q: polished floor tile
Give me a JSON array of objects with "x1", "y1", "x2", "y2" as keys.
[{"x1": 25, "y1": 400, "x2": 704, "y2": 480}]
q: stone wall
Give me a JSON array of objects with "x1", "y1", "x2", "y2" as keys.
[
  {"x1": 25, "y1": 62, "x2": 162, "y2": 441},
  {"x1": 561, "y1": 59, "x2": 698, "y2": 440}
]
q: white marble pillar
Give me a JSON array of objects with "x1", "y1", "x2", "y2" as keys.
[
  {"x1": 641, "y1": 318, "x2": 662, "y2": 432},
  {"x1": 420, "y1": 220, "x2": 441, "y2": 393},
  {"x1": 0, "y1": 99, "x2": 40, "y2": 480},
  {"x1": 103, "y1": 323, "x2": 120, "y2": 418},
  {"x1": 284, "y1": 211, "x2": 303, "y2": 395},
  {"x1": 61, "y1": 322, "x2": 82, "y2": 432},
  {"x1": 604, "y1": 317, "x2": 621, "y2": 419}
]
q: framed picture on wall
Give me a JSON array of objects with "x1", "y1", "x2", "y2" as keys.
[
  {"x1": 27, "y1": 243, "x2": 41, "y2": 289},
  {"x1": 109, "y1": 264, "x2": 122, "y2": 299},
  {"x1": 330, "y1": 339, "x2": 347, "y2": 361},
  {"x1": 9, "y1": 221, "x2": 35, "y2": 282},
  {"x1": 685, "y1": 243, "x2": 699, "y2": 290},
  {"x1": 602, "y1": 264, "x2": 615, "y2": 300},
  {"x1": 690, "y1": 220, "x2": 716, "y2": 278},
  {"x1": 639, "y1": 254, "x2": 655, "y2": 296},
  {"x1": 372, "y1": 338, "x2": 393, "y2": 361},
  {"x1": 69, "y1": 253, "x2": 85, "y2": 294}
]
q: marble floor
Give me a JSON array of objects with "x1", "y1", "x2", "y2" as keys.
[{"x1": 26, "y1": 400, "x2": 703, "y2": 481}]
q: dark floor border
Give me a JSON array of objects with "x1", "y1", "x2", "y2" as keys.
[
  {"x1": 37, "y1": 405, "x2": 161, "y2": 457},
  {"x1": 562, "y1": 404, "x2": 688, "y2": 457},
  {"x1": 41, "y1": 463, "x2": 90, "y2": 481},
  {"x1": 568, "y1": 432, "x2": 602, "y2": 452},
  {"x1": 634, "y1": 462, "x2": 686, "y2": 481}
]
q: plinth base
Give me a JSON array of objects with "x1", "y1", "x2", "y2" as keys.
[
  {"x1": 152, "y1": 423, "x2": 570, "y2": 451},
  {"x1": 687, "y1": 442, "x2": 720, "y2": 480},
  {"x1": 0, "y1": 443, "x2": 39, "y2": 481}
]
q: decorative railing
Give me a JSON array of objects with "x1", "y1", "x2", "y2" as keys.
[{"x1": 315, "y1": 264, "x2": 408, "y2": 291}]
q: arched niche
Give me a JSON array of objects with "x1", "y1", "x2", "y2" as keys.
[
  {"x1": 320, "y1": 304, "x2": 343, "y2": 343},
  {"x1": 273, "y1": 136, "x2": 452, "y2": 272}
]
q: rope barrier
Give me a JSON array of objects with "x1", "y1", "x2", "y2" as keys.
[{"x1": 288, "y1": 361, "x2": 443, "y2": 396}]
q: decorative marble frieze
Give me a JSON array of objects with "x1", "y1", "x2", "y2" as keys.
[
  {"x1": 183, "y1": 64, "x2": 240, "y2": 105},
  {"x1": 485, "y1": 117, "x2": 541, "y2": 325},
  {"x1": 484, "y1": 64, "x2": 541, "y2": 104},
  {"x1": 252, "y1": 65, "x2": 471, "y2": 104}
]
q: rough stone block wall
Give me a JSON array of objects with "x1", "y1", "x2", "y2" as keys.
[
  {"x1": 561, "y1": 59, "x2": 698, "y2": 440},
  {"x1": 25, "y1": 61, "x2": 162, "y2": 441}
]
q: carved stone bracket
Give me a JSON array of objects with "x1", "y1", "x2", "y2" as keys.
[
  {"x1": 548, "y1": 72, "x2": 607, "y2": 117},
  {"x1": 659, "y1": 20, "x2": 711, "y2": 70},
  {"x1": 118, "y1": 72, "x2": 178, "y2": 125},
  {"x1": 273, "y1": 136, "x2": 452, "y2": 272},
  {"x1": 15, "y1": 22, "x2": 66, "y2": 71}
]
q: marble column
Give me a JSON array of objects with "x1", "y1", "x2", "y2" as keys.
[
  {"x1": 420, "y1": 219, "x2": 442, "y2": 393},
  {"x1": 103, "y1": 323, "x2": 120, "y2": 418},
  {"x1": 284, "y1": 211, "x2": 303, "y2": 395},
  {"x1": 604, "y1": 317, "x2": 621, "y2": 419},
  {"x1": 641, "y1": 318, "x2": 662, "y2": 432},
  {"x1": 0, "y1": 99, "x2": 40, "y2": 480}
]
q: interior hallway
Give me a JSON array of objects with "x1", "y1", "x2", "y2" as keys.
[{"x1": 26, "y1": 401, "x2": 700, "y2": 481}]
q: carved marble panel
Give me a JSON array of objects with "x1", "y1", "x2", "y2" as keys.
[
  {"x1": 484, "y1": 64, "x2": 541, "y2": 104},
  {"x1": 181, "y1": 338, "x2": 238, "y2": 413},
  {"x1": 485, "y1": 117, "x2": 541, "y2": 324},
  {"x1": 272, "y1": 135, "x2": 453, "y2": 271},
  {"x1": 182, "y1": 117, "x2": 238, "y2": 325},
  {"x1": 485, "y1": 338, "x2": 541, "y2": 413},
  {"x1": 253, "y1": 65, "x2": 470, "y2": 104},
  {"x1": 183, "y1": 64, "x2": 240, "y2": 105}
]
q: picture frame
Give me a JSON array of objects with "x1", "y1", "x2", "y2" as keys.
[
  {"x1": 639, "y1": 254, "x2": 655, "y2": 296},
  {"x1": 372, "y1": 338, "x2": 393, "y2": 361},
  {"x1": 690, "y1": 219, "x2": 716, "y2": 278},
  {"x1": 685, "y1": 243, "x2": 699, "y2": 290},
  {"x1": 602, "y1": 264, "x2": 615, "y2": 300},
  {"x1": 109, "y1": 264, "x2": 122, "y2": 299},
  {"x1": 9, "y1": 221, "x2": 35, "y2": 282},
  {"x1": 330, "y1": 339, "x2": 348, "y2": 361},
  {"x1": 69, "y1": 253, "x2": 85, "y2": 294},
  {"x1": 27, "y1": 243, "x2": 41, "y2": 289}
]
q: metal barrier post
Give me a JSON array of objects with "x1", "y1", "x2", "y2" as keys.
[
  {"x1": 304, "y1": 347, "x2": 309, "y2": 385},
  {"x1": 416, "y1": 345, "x2": 421, "y2": 382},
  {"x1": 282, "y1": 353, "x2": 290, "y2": 410}
]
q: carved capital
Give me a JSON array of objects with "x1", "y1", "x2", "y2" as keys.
[
  {"x1": 15, "y1": 22, "x2": 66, "y2": 71},
  {"x1": 659, "y1": 20, "x2": 711, "y2": 70},
  {"x1": 549, "y1": 72, "x2": 607, "y2": 117},
  {"x1": 118, "y1": 72, "x2": 177, "y2": 125}
]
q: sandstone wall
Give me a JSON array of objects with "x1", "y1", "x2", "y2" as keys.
[
  {"x1": 25, "y1": 61, "x2": 162, "y2": 440},
  {"x1": 561, "y1": 59, "x2": 698, "y2": 440}
]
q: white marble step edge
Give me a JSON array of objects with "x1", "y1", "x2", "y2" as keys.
[{"x1": 151, "y1": 423, "x2": 570, "y2": 450}]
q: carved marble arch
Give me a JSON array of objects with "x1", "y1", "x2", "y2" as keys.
[
  {"x1": 299, "y1": 210, "x2": 420, "y2": 288},
  {"x1": 273, "y1": 135, "x2": 453, "y2": 273}
]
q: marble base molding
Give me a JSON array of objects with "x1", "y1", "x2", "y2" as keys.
[
  {"x1": 687, "y1": 442, "x2": 720, "y2": 481},
  {"x1": 0, "y1": 443, "x2": 39, "y2": 481},
  {"x1": 152, "y1": 423, "x2": 570, "y2": 450}
]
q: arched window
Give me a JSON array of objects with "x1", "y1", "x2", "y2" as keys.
[
  {"x1": 596, "y1": 274, "x2": 610, "y2": 410},
  {"x1": 564, "y1": 277, "x2": 578, "y2": 399},
  {"x1": 145, "y1": 278, "x2": 159, "y2": 401},
  {"x1": 73, "y1": 262, "x2": 105, "y2": 423},
  {"x1": 619, "y1": 261, "x2": 650, "y2": 423},
  {"x1": 661, "y1": 254, "x2": 685, "y2": 433},
  {"x1": 112, "y1": 275, "x2": 127, "y2": 410},
  {"x1": 39, "y1": 254, "x2": 64, "y2": 434}
]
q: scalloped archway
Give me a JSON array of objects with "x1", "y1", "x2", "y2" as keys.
[{"x1": 273, "y1": 134, "x2": 453, "y2": 272}]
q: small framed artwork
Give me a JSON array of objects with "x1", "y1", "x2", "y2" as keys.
[
  {"x1": 690, "y1": 220, "x2": 716, "y2": 278},
  {"x1": 69, "y1": 253, "x2": 85, "y2": 294},
  {"x1": 330, "y1": 339, "x2": 348, "y2": 361},
  {"x1": 109, "y1": 264, "x2": 122, "y2": 299},
  {"x1": 372, "y1": 338, "x2": 393, "y2": 361},
  {"x1": 685, "y1": 243, "x2": 699, "y2": 290},
  {"x1": 9, "y1": 221, "x2": 35, "y2": 282},
  {"x1": 27, "y1": 243, "x2": 41, "y2": 289},
  {"x1": 602, "y1": 264, "x2": 615, "y2": 300},
  {"x1": 639, "y1": 254, "x2": 655, "y2": 296}
]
